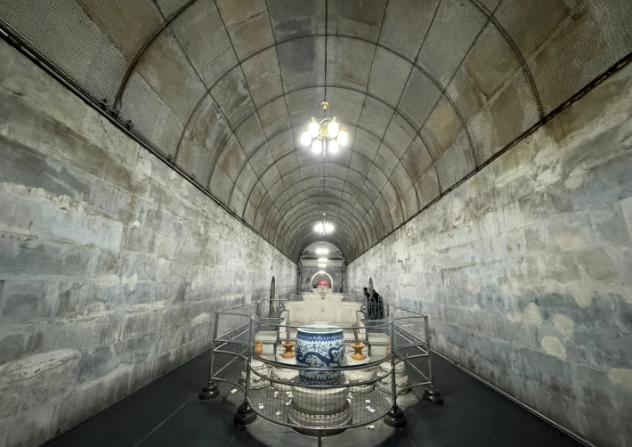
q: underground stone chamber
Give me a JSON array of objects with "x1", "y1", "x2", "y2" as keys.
[{"x1": 0, "y1": 1, "x2": 631, "y2": 447}]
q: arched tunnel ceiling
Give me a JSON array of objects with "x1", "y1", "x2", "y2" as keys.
[{"x1": 2, "y1": 0, "x2": 631, "y2": 261}]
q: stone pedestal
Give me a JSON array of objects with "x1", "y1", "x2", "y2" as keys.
[
  {"x1": 377, "y1": 361, "x2": 409, "y2": 395},
  {"x1": 344, "y1": 353, "x2": 375, "y2": 393},
  {"x1": 240, "y1": 358, "x2": 270, "y2": 390},
  {"x1": 255, "y1": 331, "x2": 278, "y2": 357},
  {"x1": 271, "y1": 353, "x2": 299, "y2": 392},
  {"x1": 368, "y1": 333, "x2": 390, "y2": 361},
  {"x1": 289, "y1": 381, "x2": 351, "y2": 435}
]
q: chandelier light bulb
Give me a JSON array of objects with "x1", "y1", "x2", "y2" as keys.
[
  {"x1": 311, "y1": 139, "x2": 322, "y2": 154},
  {"x1": 300, "y1": 130, "x2": 312, "y2": 147},
  {"x1": 338, "y1": 129, "x2": 348, "y2": 146},
  {"x1": 315, "y1": 247, "x2": 329, "y2": 255},
  {"x1": 318, "y1": 257, "x2": 328, "y2": 263},
  {"x1": 314, "y1": 221, "x2": 334, "y2": 234},
  {"x1": 308, "y1": 120, "x2": 319, "y2": 138},
  {"x1": 327, "y1": 119, "x2": 339, "y2": 138},
  {"x1": 328, "y1": 140, "x2": 339, "y2": 153},
  {"x1": 318, "y1": 263, "x2": 327, "y2": 268}
]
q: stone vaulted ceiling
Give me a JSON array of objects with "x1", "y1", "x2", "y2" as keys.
[{"x1": 1, "y1": 0, "x2": 631, "y2": 261}]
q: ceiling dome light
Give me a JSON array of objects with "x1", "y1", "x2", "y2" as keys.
[
  {"x1": 338, "y1": 129, "x2": 348, "y2": 146},
  {"x1": 311, "y1": 139, "x2": 322, "y2": 154},
  {"x1": 300, "y1": 130, "x2": 312, "y2": 147},
  {"x1": 308, "y1": 120, "x2": 319, "y2": 138},
  {"x1": 315, "y1": 247, "x2": 329, "y2": 255},
  {"x1": 327, "y1": 119, "x2": 339, "y2": 138},
  {"x1": 328, "y1": 140, "x2": 339, "y2": 154},
  {"x1": 314, "y1": 221, "x2": 334, "y2": 234}
]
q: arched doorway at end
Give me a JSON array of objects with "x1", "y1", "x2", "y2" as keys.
[{"x1": 310, "y1": 271, "x2": 334, "y2": 290}]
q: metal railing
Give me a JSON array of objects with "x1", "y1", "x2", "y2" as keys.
[{"x1": 200, "y1": 297, "x2": 443, "y2": 438}]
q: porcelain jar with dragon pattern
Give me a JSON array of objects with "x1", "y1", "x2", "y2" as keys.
[{"x1": 296, "y1": 325, "x2": 344, "y2": 385}]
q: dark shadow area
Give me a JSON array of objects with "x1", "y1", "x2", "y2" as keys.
[{"x1": 45, "y1": 352, "x2": 582, "y2": 447}]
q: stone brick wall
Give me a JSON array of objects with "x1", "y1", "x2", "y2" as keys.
[
  {"x1": 0, "y1": 40, "x2": 296, "y2": 447},
  {"x1": 347, "y1": 63, "x2": 632, "y2": 447}
]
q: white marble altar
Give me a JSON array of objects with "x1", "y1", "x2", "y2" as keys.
[
  {"x1": 344, "y1": 352, "x2": 376, "y2": 393},
  {"x1": 240, "y1": 358, "x2": 270, "y2": 390},
  {"x1": 280, "y1": 287, "x2": 365, "y2": 344},
  {"x1": 271, "y1": 352, "x2": 299, "y2": 392},
  {"x1": 377, "y1": 361, "x2": 409, "y2": 394}
]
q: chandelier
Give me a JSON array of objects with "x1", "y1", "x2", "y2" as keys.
[
  {"x1": 300, "y1": 102, "x2": 349, "y2": 157},
  {"x1": 315, "y1": 243, "x2": 329, "y2": 255},
  {"x1": 314, "y1": 217, "x2": 334, "y2": 235}
]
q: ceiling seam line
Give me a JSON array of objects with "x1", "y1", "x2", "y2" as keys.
[
  {"x1": 340, "y1": 0, "x2": 443, "y2": 254},
  {"x1": 118, "y1": 32, "x2": 469, "y2": 143},
  {"x1": 292, "y1": 233, "x2": 352, "y2": 260},
  {"x1": 273, "y1": 174, "x2": 388, "y2": 238},
  {"x1": 216, "y1": 83, "x2": 429, "y2": 185},
  {"x1": 391, "y1": 16, "x2": 499, "y2": 196},
  {"x1": 246, "y1": 149, "x2": 393, "y2": 240},
  {"x1": 287, "y1": 215, "x2": 363, "y2": 254},
  {"x1": 0, "y1": 25, "x2": 300, "y2": 263},
  {"x1": 336, "y1": 0, "x2": 391, "y2": 238},
  {"x1": 344, "y1": 51, "x2": 632, "y2": 263},
  {"x1": 468, "y1": 0, "x2": 545, "y2": 117},
  {"x1": 113, "y1": 0, "x2": 199, "y2": 111},
  {"x1": 294, "y1": 234, "x2": 350, "y2": 260},
  {"x1": 238, "y1": 120, "x2": 414, "y2": 230},
  {"x1": 171, "y1": 29, "x2": 478, "y2": 173},
  {"x1": 165, "y1": 1, "x2": 283, "y2": 238},
  {"x1": 287, "y1": 215, "x2": 359, "y2": 249},
  {"x1": 279, "y1": 187, "x2": 375, "y2": 219},
  {"x1": 262, "y1": 0, "x2": 311, "y2": 248},
  {"x1": 213, "y1": 1, "x2": 283, "y2": 233},
  {"x1": 153, "y1": 3, "x2": 237, "y2": 189}
]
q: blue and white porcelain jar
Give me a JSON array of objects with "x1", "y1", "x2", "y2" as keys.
[{"x1": 296, "y1": 325, "x2": 344, "y2": 385}]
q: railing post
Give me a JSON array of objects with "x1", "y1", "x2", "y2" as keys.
[
  {"x1": 422, "y1": 315, "x2": 443, "y2": 405},
  {"x1": 234, "y1": 317, "x2": 257, "y2": 425},
  {"x1": 384, "y1": 319, "x2": 406, "y2": 427},
  {"x1": 200, "y1": 311, "x2": 220, "y2": 400}
]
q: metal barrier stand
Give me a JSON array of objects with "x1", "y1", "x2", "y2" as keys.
[{"x1": 200, "y1": 298, "x2": 442, "y2": 435}]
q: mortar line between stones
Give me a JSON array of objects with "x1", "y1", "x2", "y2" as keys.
[{"x1": 133, "y1": 396, "x2": 194, "y2": 447}]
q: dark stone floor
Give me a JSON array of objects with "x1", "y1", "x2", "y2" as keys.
[{"x1": 45, "y1": 352, "x2": 583, "y2": 447}]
